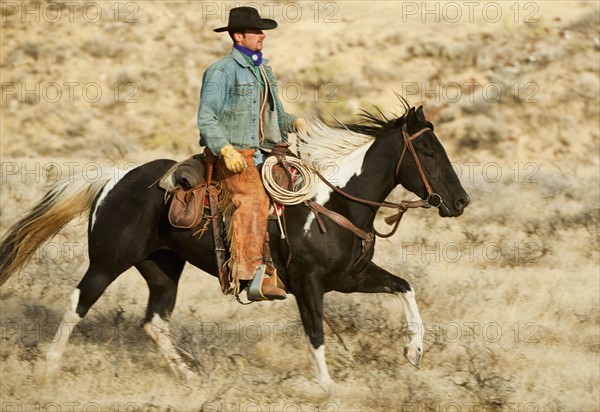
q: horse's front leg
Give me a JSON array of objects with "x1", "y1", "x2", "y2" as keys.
[
  {"x1": 335, "y1": 261, "x2": 424, "y2": 368},
  {"x1": 398, "y1": 289, "x2": 424, "y2": 367},
  {"x1": 290, "y1": 272, "x2": 333, "y2": 390}
]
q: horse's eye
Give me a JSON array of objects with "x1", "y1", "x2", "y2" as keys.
[{"x1": 420, "y1": 141, "x2": 434, "y2": 159}]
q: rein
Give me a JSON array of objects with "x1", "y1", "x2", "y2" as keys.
[
  {"x1": 310, "y1": 125, "x2": 437, "y2": 239},
  {"x1": 312, "y1": 169, "x2": 427, "y2": 238}
]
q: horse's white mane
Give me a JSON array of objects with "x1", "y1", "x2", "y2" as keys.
[{"x1": 296, "y1": 117, "x2": 375, "y2": 173}]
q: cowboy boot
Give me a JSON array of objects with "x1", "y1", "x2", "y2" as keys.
[
  {"x1": 247, "y1": 264, "x2": 286, "y2": 301},
  {"x1": 217, "y1": 149, "x2": 286, "y2": 300}
]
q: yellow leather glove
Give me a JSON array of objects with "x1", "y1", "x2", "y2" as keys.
[
  {"x1": 220, "y1": 145, "x2": 246, "y2": 173},
  {"x1": 294, "y1": 117, "x2": 308, "y2": 133}
]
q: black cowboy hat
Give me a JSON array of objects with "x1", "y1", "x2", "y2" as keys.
[{"x1": 213, "y1": 7, "x2": 277, "y2": 32}]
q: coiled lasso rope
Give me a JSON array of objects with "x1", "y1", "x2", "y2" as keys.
[{"x1": 261, "y1": 155, "x2": 318, "y2": 205}]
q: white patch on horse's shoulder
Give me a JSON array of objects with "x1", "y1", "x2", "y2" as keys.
[
  {"x1": 90, "y1": 169, "x2": 131, "y2": 230},
  {"x1": 299, "y1": 118, "x2": 374, "y2": 234},
  {"x1": 313, "y1": 140, "x2": 374, "y2": 206}
]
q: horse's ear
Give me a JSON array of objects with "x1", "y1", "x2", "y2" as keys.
[
  {"x1": 406, "y1": 107, "x2": 417, "y2": 127},
  {"x1": 416, "y1": 105, "x2": 426, "y2": 121}
]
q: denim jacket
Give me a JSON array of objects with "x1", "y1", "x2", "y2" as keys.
[{"x1": 197, "y1": 48, "x2": 297, "y2": 157}]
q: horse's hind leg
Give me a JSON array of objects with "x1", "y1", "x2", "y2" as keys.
[
  {"x1": 135, "y1": 250, "x2": 193, "y2": 379},
  {"x1": 334, "y1": 262, "x2": 424, "y2": 368},
  {"x1": 46, "y1": 264, "x2": 125, "y2": 365}
]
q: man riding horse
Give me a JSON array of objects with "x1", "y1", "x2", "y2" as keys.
[{"x1": 197, "y1": 7, "x2": 307, "y2": 301}]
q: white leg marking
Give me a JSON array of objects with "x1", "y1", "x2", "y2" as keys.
[
  {"x1": 309, "y1": 343, "x2": 334, "y2": 390},
  {"x1": 90, "y1": 169, "x2": 131, "y2": 230},
  {"x1": 399, "y1": 289, "x2": 424, "y2": 367},
  {"x1": 144, "y1": 313, "x2": 194, "y2": 379},
  {"x1": 47, "y1": 288, "x2": 82, "y2": 362}
]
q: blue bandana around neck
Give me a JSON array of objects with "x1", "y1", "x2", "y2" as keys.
[{"x1": 233, "y1": 44, "x2": 263, "y2": 66}]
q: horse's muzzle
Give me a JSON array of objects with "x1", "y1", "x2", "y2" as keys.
[{"x1": 439, "y1": 193, "x2": 470, "y2": 217}]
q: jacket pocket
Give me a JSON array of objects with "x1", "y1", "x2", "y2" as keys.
[{"x1": 232, "y1": 82, "x2": 259, "y2": 110}]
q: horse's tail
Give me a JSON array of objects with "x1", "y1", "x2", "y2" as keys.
[{"x1": 0, "y1": 174, "x2": 112, "y2": 286}]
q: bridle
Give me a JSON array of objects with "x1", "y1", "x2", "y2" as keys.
[
  {"x1": 309, "y1": 122, "x2": 446, "y2": 239},
  {"x1": 397, "y1": 123, "x2": 444, "y2": 209}
]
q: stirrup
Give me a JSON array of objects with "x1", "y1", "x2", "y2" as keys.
[{"x1": 247, "y1": 264, "x2": 267, "y2": 301}]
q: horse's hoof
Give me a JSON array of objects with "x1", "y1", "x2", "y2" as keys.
[
  {"x1": 403, "y1": 344, "x2": 423, "y2": 368},
  {"x1": 32, "y1": 359, "x2": 59, "y2": 384},
  {"x1": 317, "y1": 376, "x2": 334, "y2": 394},
  {"x1": 178, "y1": 366, "x2": 197, "y2": 381}
]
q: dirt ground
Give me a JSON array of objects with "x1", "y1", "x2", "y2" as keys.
[{"x1": 1, "y1": 1, "x2": 599, "y2": 411}]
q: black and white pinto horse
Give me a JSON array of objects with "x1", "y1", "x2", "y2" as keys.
[{"x1": 0, "y1": 105, "x2": 469, "y2": 388}]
